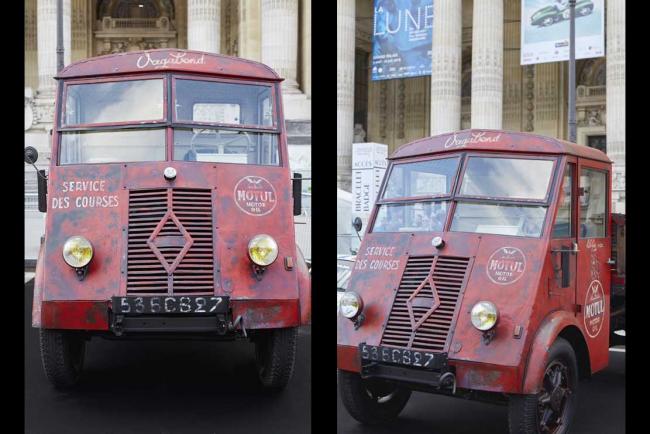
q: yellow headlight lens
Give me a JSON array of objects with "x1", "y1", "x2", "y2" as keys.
[
  {"x1": 339, "y1": 291, "x2": 363, "y2": 319},
  {"x1": 247, "y1": 234, "x2": 278, "y2": 266},
  {"x1": 470, "y1": 301, "x2": 498, "y2": 331},
  {"x1": 62, "y1": 236, "x2": 94, "y2": 268}
]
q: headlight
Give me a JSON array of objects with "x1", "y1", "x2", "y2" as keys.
[
  {"x1": 62, "y1": 236, "x2": 94, "y2": 268},
  {"x1": 339, "y1": 291, "x2": 363, "y2": 319},
  {"x1": 470, "y1": 301, "x2": 498, "y2": 331},
  {"x1": 247, "y1": 234, "x2": 278, "y2": 266}
]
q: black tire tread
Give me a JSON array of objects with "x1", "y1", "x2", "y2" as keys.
[
  {"x1": 338, "y1": 369, "x2": 411, "y2": 425},
  {"x1": 39, "y1": 329, "x2": 85, "y2": 389},
  {"x1": 256, "y1": 327, "x2": 297, "y2": 391}
]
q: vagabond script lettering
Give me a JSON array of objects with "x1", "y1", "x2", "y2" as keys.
[{"x1": 136, "y1": 52, "x2": 206, "y2": 69}]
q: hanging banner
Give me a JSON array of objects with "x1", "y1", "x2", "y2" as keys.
[
  {"x1": 371, "y1": 0, "x2": 434, "y2": 81},
  {"x1": 520, "y1": 0, "x2": 604, "y2": 65}
]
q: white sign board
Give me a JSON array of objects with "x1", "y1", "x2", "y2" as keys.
[
  {"x1": 520, "y1": 0, "x2": 604, "y2": 66},
  {"x1": 352, "y1": 143, "x2": 388, "y2": 231}
]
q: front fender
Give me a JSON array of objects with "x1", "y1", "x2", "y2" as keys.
[
  {"x1": 296, "y1": 247, "x2": 311, "y2": 325},
  {"x1": 31, "y1": 241, "x2": 45, "y2": 328},
  {"x1": 521, "y1": 310, "x2": 586, "y2": 393}
]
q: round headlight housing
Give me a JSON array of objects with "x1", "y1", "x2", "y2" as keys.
[
  {"x1": 247, "y1": 234, "x2": 279, "y2": 266},
  {"x1": 470, "y1": 301, "x2": 498, "y2": 331},
  {"x1": 62, "y1": 236, "x2": 94, "y2": 268},
  {"x1": 339, "y1": 291, "x2": 363, "y2": 319}
]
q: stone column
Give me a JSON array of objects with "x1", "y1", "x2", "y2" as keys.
[
  {"x1": 33, "y1": 0, "x2": 71, "y2": 129},
  {"x1": 261, "y1": 0, "x2": 310, "y2": 120},
  {"x1": 430, "y1": 0, "x2": 462, "y2": 135},
  {"x1": 239, "y1": 0, "x2": 261, "y2": 61},
  {"x1": 471, "y1": 0, "x2": 503, "y2": 129},
  {"x1": 261, "y1": 0, "x2": 300, "y2": 92},
  {"x1": 187, "y1": 0, "x2": 220, "y2": 53},
  {"x1": 337, "y1": 0, "x2": 355, "y2": 190},
  {"x1": 607, "y1": 0, "x2": 625, "y2": 213}
]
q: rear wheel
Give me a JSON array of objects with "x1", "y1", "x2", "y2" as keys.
[
  {"x1": 508, "y1": 338, "x2": 578, "y2": 434},
  {"x1": 255, "y1": 327, "x2": 297, "y2": 391},
  {"x1": 39, "y1": 329, "x2": 86, "y2": 389},
  {"x1": 338, "y1": 369, "x2": 412, "y2": 425}
]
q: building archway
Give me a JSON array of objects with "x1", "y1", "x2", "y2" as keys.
[{"x1": 93, "y1": 0, "x2": 178, "y2": 55}]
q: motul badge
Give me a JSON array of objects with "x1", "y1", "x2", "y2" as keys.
[
  {"x1": 234, "y1": 176, "x2": 277, "y2": 216},
  {"x1": 584, "y1": 280, "x2": 605, "y2": 338},
  {"x1": 486, "y1": 247, "x2": 526, "y2": 285}
]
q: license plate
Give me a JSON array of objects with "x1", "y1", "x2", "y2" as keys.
[
  {"x1": 359, "y1": 344, "x2": 444, "y2": 370},
  {"x1": 112, "y1": 296, "x2": 229, "y2": 315}
]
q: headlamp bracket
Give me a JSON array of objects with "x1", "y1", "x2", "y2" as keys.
[
  {"x1": 75, "y1": 264, "x2": 89, "y2": 281},
  {"x1": 252, "y1": 263, "x2": 266, "y2": 281}
]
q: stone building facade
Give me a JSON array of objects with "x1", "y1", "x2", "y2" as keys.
[
  {"x1": 337, "y1": 0, "x2": 625, "y2": 214},
  {"x1": 24, "y1": 0, "x2": 312, "y2": 261}
]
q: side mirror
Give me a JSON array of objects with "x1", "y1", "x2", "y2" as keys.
[
  {"x1": 24, "y1": 146, "x2": 38, "y2": 164},
  {"x1": 292, "y1": 172, "x2": 303, "y2": 216},
  {"x1": 352, "y1": 217, "x2": 363, "y2": 233}
]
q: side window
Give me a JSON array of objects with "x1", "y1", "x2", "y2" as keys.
[
  {"x1": 552, "y1": 164, "x2": 574, "y2": 238},
  {"x1": 579, "y1": 168, "x2": 607, "y2": 238}
]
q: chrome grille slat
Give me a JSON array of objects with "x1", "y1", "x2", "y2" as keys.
[
  {"x1": 126, "y1": 188, "x2": 215, "y2": 295},
  {"x1": 380, "y1": 255, "x2": 471, "y2": 353}
]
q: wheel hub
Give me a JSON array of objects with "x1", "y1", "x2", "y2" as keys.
[{"x1": 538, "y1": 361, "x2": 572, "y2": 433}]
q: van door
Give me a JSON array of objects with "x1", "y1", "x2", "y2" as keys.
[
  {"x1": 549, "y1": 160, "x2": 577, "y2": 313},
  {"x1": 576, "y1": 161, "x2": 611, "y2": 373}
]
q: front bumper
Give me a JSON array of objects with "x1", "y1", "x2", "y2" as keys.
[
  {"x1": 38, "y1": 298, "x2": 300, "y2": 332},
  {"x1": 338, "y1": 344, "x2": 522, "y2": 394}
]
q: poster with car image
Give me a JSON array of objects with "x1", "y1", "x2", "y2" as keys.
[
  {"x1": 371, "y1": 0, "x2": 434, "y2": 81},
  {"x1": 520, "y1": 0, "x2": 604, "y2": 65}
]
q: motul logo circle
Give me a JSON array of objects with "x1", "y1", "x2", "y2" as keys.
[
  {"x1": 584, "y1": 280, "x2": 605, "y2": 338},
  {"x1": 486, "y1": 247, "x2": 526, "y2": 285},
  {"x1": 233, "y1": 176, "x2": 277, "y2": 216}
]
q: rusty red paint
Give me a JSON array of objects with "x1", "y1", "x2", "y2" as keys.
[
  {"x1": 41, "y1": 301, "x2": 110, "y2": 330},
  {"x1": 337, "y1": 129, "x2": 613, "y2": 397},
  {"x1": 33, "y1": 49, "x2": 308, "y2": 334}
]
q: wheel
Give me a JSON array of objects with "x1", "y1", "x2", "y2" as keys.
[
  {"x1": 255, "y1": 327, "x2": 297, "y2": 391},
  {"x1": 542, "y1": 17, "x2": 554, "y2": 26},
  {"x1": 508, "y1": 338, "x2": 578, "y2": 434},
  {"x1": 39, "y1": 329, "x2": 86, "y2": 389},
  {"x1": 338, "y1": 369, "x2": 412, "y2": 425}
]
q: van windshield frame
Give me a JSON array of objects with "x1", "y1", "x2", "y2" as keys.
[
  {"x1": 371, "y1": 152, "x2": 560, "y2": 238},
  {"x1": 56, "y1": 73, "x2": 282, "y2": 167}
]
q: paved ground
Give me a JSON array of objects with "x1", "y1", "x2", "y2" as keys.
[
  {"x1": 24, "y1": 279, "x2": 311, "y2": 434},
  {"x1": 337, "y1": 350, "x2": 625, "y2": 434}
]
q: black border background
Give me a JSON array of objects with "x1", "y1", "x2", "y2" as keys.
[{"x1": 12, "y1": 0, "x2": 639, "y2": 432}]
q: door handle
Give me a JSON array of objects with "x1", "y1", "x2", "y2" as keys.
[{"x1": 607, "y1": 258, "x2": 616, "y2": 265}]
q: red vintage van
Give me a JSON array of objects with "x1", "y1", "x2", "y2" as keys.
[
  {"x1": 337, "y1": 130, "x2": 624, "y2": 433},
  {"x1": 25, "y1": 49, "x2": 311, "y2": 390}
]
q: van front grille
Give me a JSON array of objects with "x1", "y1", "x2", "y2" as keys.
[
  {"x1": 380, "y1": 256, "x2": 471, "y2": 352},
  {"x1": 126, "y1": 188, "x2": 215, "y2": 295}
]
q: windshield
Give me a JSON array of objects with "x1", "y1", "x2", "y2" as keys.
[
  {"x1": 58, "y1": 77, "x2": 279, "y2": 166},
  {"x1": 372, "y1": 154, "x2": 557, "y2": 238},
  {"x1": 64, "y1": 78, "x2": 164, "y2": 126},
  {"x1": 383, "y1": 157, "x2": 459, "y2": 199},
  {"x1": 459, "y1": 157, "x2": 554, "y2": 200},
  {"x1": 174, "y1": 79, "x2": 274, "y2": 127}
]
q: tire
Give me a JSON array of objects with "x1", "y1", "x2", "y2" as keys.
[
  {"x1": 39, "y1": 329, "x2": 86, "y2": 389},
  {"x1": 255, "y1": 327, "x2": 297, "y2": 391},
  {"x1": 338, "y1": 369, "x2": 412, "y2": 425},
  {"x1": 508, "y1": 337, "x2": 578, "y2": 434}
]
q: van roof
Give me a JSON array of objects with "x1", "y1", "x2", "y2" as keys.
[
  {"x1": 56, "y1": 49, "x2": 282, "y2": 81},
  {"x1": 390, "y1": 129, "x2": 611, "y2": 163}
]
